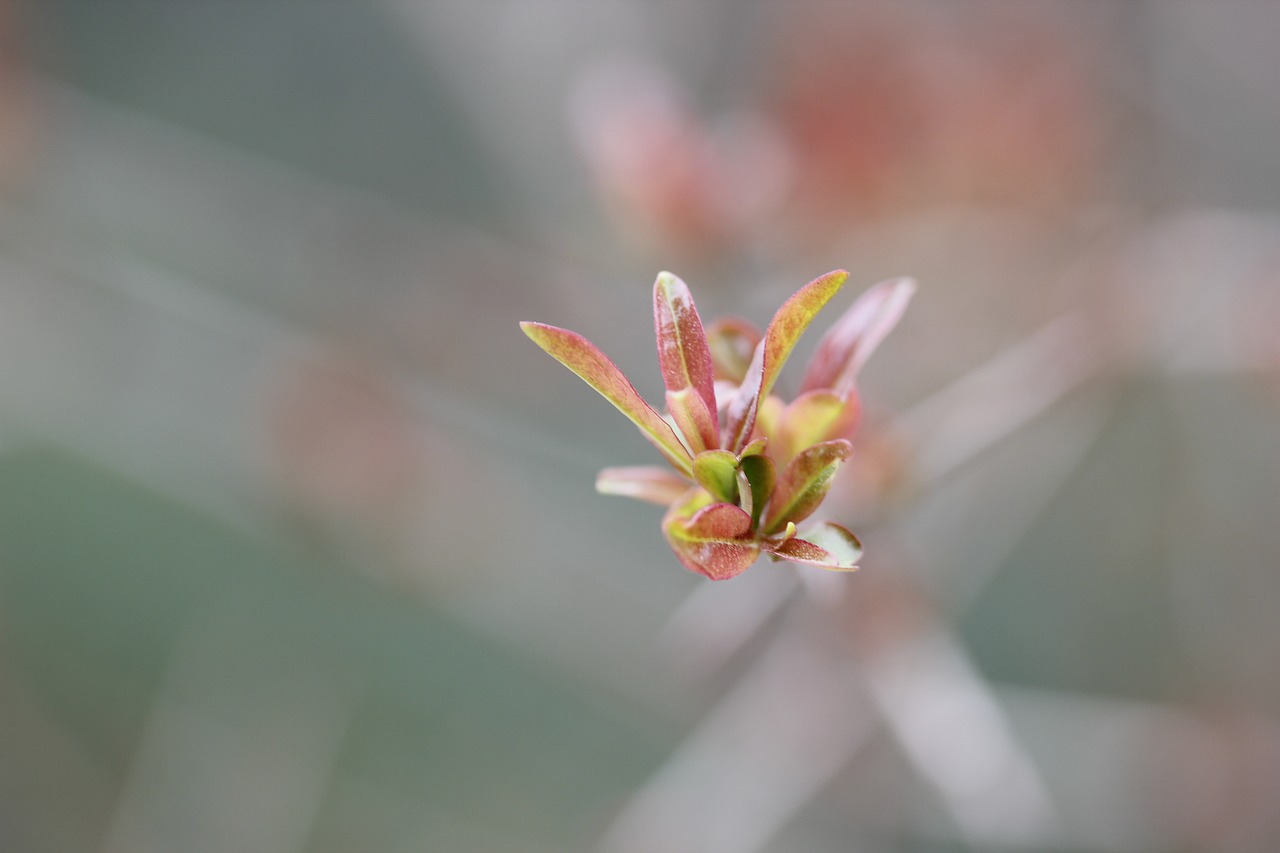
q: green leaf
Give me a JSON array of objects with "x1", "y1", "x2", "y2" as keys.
[
  {"x1": 692, "y1": 450, "x2": 739, "y2": 505},
  {"x1": 762, "y1": 439, "x2": 852, "y2": 534},
  {"x1": 596, "y1": 466, "x2": 692, "y2": 506},
  {"x1": 800, "y1": 276, "x2": 915, "y2": 396},
  {"x1": 521, "y1": 322, "x2": 693, "y2": 475},
  {"x1": 738, "y1": 452, "x2": 775, "y2": 530},
  {"x1": 662, "y1": 493, "x2": 759, "y2": 581},
  {"x1": 723, "y1": 270, "x2": 849, "y2": 451},
  {"x1": 654, "y1": 272, "x2": 719, "y2": 452},
  {"x1": 774, "y1": 390, "x2": 860, "y2": 466},
  {"x1": 764, "y1": 522, "x2": 862, "y2": 570}
]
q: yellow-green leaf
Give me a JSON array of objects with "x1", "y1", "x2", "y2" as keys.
[
  {"x1": 521, "y1": 321, "x2": 692, "y2": 475},
  {"x1": 774, "y1": 389, "x2": 860, "y2": 466},
  {"x1": 762, "y1": 439, "x2": 852, "y2": 534},
  {"x1": 692, "y1": 449, "x2": 740, "y2": 505},
  {"x1": 723, "y1": 270, "x2": 848, "y2": 451},
  {"x1": 801, "y1": 277, "x2": 916, "y2": 396}
]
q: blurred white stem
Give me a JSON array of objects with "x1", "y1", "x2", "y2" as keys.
[
  {"x1": 864, "y1": 626, "x2": 1061, "y2": 845},
  {"x1": 597, "y1": 635, "x2": 875, "y2": 853},
  {"x1": 898, "y1": 314, "x2": 1102, "y2": 486}
]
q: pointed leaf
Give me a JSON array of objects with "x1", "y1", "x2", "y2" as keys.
[
  {"x1": 739, "y1": 437, "x2": 769, "y2": 458},
  {"x1": 801, "y1": 277, "x2": 916, "y2": 396},
  {"x1": 722, "y1": 370, "x2": 761, "y2": 453},
  {"x1": 763, "y1": 522, "x2": 862, "y2": 570},
  {"x1": 665, "y1": 389, "x2": 719, "y2": 456},
  {"x1": 705, "y1": 316, "x2": 762, "y2": 384},
  {"x1": 762, "y1": 439, "x2": 852, "y2": 534},
  {"x1": 654, "y1": 272, "x2": 719, "y2": 452},
  {"x1": 596, "y1": 466, "x2": 691, "y2": 506},
  {"x1": 724, "y1": 270, "x2": 849, "y2": 451},
  {"x1": 775, "y1": 390, "x2": 860, "y2": 465},
  {"x1": 692, "y1": 450, "x2": 739, "y2": 505},
  {"x1": 521, "y1": 321, "x2": 692, "y2": 474},
  {"x1": 738, "y1": 452, "x2": 775, "y2": 530},
  {"x1": 662, "y1": 494, "x2": 759, "y2": 581}
]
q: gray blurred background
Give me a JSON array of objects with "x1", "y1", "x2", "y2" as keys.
[{"x1": 0, "y1": 1, "x2": 1279, "y2": 851}]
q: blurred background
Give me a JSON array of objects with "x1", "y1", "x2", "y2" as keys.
[{"x1": 0, "y1": 1, "x2": 1278, "y2": 851}]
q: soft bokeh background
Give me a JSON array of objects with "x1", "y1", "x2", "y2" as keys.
[{"x1": 1, "y1": 2, "x2": 1279, "y2": 851}]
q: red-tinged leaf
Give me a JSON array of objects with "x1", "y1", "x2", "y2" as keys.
[
  {"x1": 724, "y1": 270, "x2": 849, "y2": 451},
  {"x1": 692, "y1": 449, "x2": 739, "y2": 505},
  {"x1": 739, "y1": 437, "x2": 769, "y2": 458},
  {"x1": 775, "y1": 390, "x2": 860, "y2": 466},
  {"x1": 763, "y1": 522, "x2": 862, "y2": 571},
  {"x1": 800, "y1": 277, "x2": 916, "y2": 396},
  {"x1": 654, "y1": 272, "x2": 719, "y2": 451},
  {"x1": 738, "y1": 451, "x2": 775, "y2": 530},
  {"x1": 665, "y1": 388, "x2": 719, "y2": 456},
  {"x1": 755, "y1": 269, "x2": 850, "y2": 401},
  {"x1": 596, "y1": 466, "x2": 691, "y2": 506},
  {"x1": 722, "y1": 362, "x2": 761, "y2": 452},
  {"x1": 663, "y1": 495, "x2": 759, "y2": 581},
  {"x1": 705, "y1": 316, "x2": 762, "y2": 384},
  {"x1": 521, "y1": 321, "x2": 692, "y2": 475},
  {"x1": 762, "y1": 439, "x2": 852, "y2": 534}
]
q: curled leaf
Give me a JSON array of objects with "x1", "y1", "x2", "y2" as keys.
[
  {"x1": 692, "y1": 449, "x2": 739, "y2": 505},
  {"x1": 764, "y1": 522, "x2": 862, "y2": 570},
  {"x1": 596, "y1": 466, "x2": 691, "y2": 506},
  {"x1": 663, "y1": 492, "x2": 759, "y2": 581},
  {"x1": 654, "y1": 272, "x2": 719, "y2": 452},
  {"x1": 665, "y1": 388, "x2": 719, "y2": 456},
  {"x1": 762, "y1": 439, "x2": 852, "y2": 534},
  {"x1": 521, "y1": 322, "x2": 692, "y2": 475}
]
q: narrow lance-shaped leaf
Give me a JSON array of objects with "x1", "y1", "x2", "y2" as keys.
[
  {"x1": 801, "y1": 276, "x2": 916, "y2": 396},
  {"x1": 724, "y1": 270, "x2": 849, "y2": 451},
  {"x1": 654, "y1": 272, "x2": 719, "y2": 452},
  {"x1": 596, "y1": 466, "x2": 692, "y2": 506},
  {"x1": 662, "y1": 492, "x2": 759, "y2": 581},
  {"x1": 762, "y1": 439, "x2": 852, "y2": 534},
  {"x1": 763, "y1": 522, "x2": 862, "y2": 571},
  {"x1": 521, "y1": 322, "x2": 692, "y2": 475}
]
